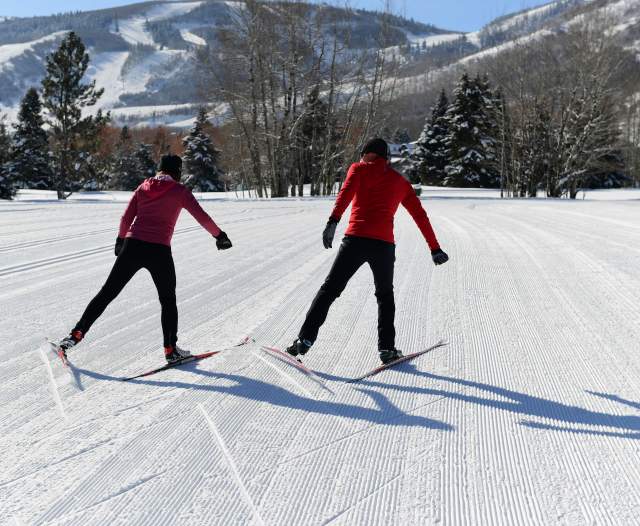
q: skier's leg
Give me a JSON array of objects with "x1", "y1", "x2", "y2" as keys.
[
  {"x1": 367, "y1": 241, "x2": 396, "y2": 351},
  {"x1": 299, "y1": 237, "x2": 365, "y2": 343},
  {"x1": 74, "y1": 239, "x2": 142, "y2": 335},
  {"x1": 145, "y1": 245, "x2": 178, "y2": 348}
]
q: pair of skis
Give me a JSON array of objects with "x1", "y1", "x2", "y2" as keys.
[
  {"x1": 47, "y1": 336, "x2": 251, "y2": 381},
  {"x1": 49, "y1": 335, "x2": 447, "y2": 383}
]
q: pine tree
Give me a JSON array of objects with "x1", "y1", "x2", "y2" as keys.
[
  {"x1": 298, "y1": 86, "x2": 329, "y2": 196},
  {"x1": 444, "y1": 73, "x2": 499, "y2": 188},
  {"x1": 0, "y1": 118, "x2": 15, "y2": 200},
  {"x1": 41, "y1": 31, "x2": 110, "y2": 199},
  {"x1": 413, "y1": 89, "x2": 449, "y2": 185},
  {"x1": 110, "y1": 127, "x2": 140, "y2": 190},
  {"x1": 134, "y1": 143, "x2": 157, "y2": 181},
  {"x1": 5, "y1": 88, "x2": 53, "y2": 190},
  {"x1": 182, "y1": 108, "x2": 224, "y2": 192},
  {"x1": 475, "y1": 74, "x2": 500, "y2": 187},
  {"x1": 392, "y1": 128, "x2": 411, "y2": 145}
]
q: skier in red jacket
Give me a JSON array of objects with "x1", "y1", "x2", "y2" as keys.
[
  {"x1": 286, "y1": 138, "x2": 449, "y2": 364},
  {"x1": 56, "y1": 155, "x2": 232, "y2": 364}
]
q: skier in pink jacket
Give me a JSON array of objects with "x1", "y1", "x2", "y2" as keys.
[{"x1": 56, "y1": 155, "x2": 232, "y2": 364}]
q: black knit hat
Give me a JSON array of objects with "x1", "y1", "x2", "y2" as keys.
[
  {"x1": 159, "y1": 154, "x2": 182, "y2": 181},
  {"x1": 361, "y1": 137, "x2": 389, "y2": 159}
]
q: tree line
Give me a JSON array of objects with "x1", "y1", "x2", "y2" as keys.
[
  {"x1": 411, "y1": 21, "x2": 639, "y2": 197},
  {"x1": 0, "y1": 32, "x2": 224, "y2": 199},
  {"x1": 1, "y1": 9, "x2": 638, "y2": 200}
]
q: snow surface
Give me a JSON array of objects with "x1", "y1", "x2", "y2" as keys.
[
  {"x1": 180, "y1": 29, "x2": 207, "y2": 47},
  {"x1": 0, "y1": 31, "x2": 68, "y2": 71},
  {"x1": 404, "y1": 32, "x2": 464, "y2": 48},
  {"x1": 491, "y1": 2, "x2": 559, "y2": 32},
  {"x1": 2, "y1": 189, "x2": 640, "y2": 524},
  {"x1": 115, "y1": 1, "x2": 204, "y2": 47}
]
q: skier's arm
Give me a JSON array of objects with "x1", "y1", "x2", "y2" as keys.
[
  {"x1": 401, "y1": 186, "x2": 441, "y2": 251},
  {"x1": 329, "y1": 163, "x2": 361, "y2": 221},
  {"x1": 182, "y1": 189, "x2": 222, "y2": 238},
  {"x1": 118, "y1": 190, "x2": 138, "y2": 238}
]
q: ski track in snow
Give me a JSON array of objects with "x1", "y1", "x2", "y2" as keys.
[{"x1": 1, "y1": 194, "x2": 640, "y2": 524}]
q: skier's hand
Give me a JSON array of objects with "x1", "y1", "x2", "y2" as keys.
[
  {"x1": 115, "y1": 237, "x2": 124, "y2": 257},
  {"x1": 431, "y1": 248, "x2": 449, "y2": 265},
  {"x1": 216, "y1": 231, "x2": 232, "y2": 250},
  {"x1": 322, "y1": 217, "x2": 338, "y2": 249}
]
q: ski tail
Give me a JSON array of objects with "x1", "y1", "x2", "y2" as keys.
[
  {"x1": 347, "y1": 339, "x2": 448, "y2": 383},
  {"x1": 120, "y1": 336, "x2": 252, "y2": 381},
  {"x1": 47, "y1": 340, "x2": 70, "y2": 367}
]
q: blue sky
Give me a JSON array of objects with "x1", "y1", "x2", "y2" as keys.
[{"x1": 1, "y1": 0, "x2": 552, "y2": 32}]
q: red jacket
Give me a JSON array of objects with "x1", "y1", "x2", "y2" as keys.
[
  {"x1": 330, "y1": 158, "x2": 440, "y2": 250},
  {"x1": 119, "y1": 175, "x2": 221, "y2": 246}
]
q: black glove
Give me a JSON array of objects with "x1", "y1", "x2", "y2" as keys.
[
  {"x1": 216, "y1": 231, "x2": 232, "y2": 250},
  {"x1": 115, "y1": 237, "x2": 124, "y2": 257},
  {"x1": 322, "y1": 217, "x2": 338, "y2": 249},
  {"x1": 431, "y1": 248, "x2": 449, "y2": 265}
]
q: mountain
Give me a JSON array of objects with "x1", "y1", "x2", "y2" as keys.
[
  {"x1": 0, "y1": 0, "x2": 457, "y2": 127},
  {"x1": 397, "y1": 0, "x2": 640, "y2": 99},
  {"x1": 2, "y1": 0, "x2": 637, "y2": 129}
]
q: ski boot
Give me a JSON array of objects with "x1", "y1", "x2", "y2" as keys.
[
  {"x1": 379, "y1": 349, "x2": 404, "y2": 365},
  {"x1": 286, "y1": 338, "x2": 312, "y2": 358},
  {"x1": 164, "y1": 345, "x2": 193, "y2": 364},
  {"x1": 57, "y1": 330, "x2": 83, "y2": 360}
]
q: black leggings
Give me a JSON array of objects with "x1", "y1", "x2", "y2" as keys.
[
  {"x1": 74, "y1": 238, "x2": 178, "y2": 347},
  {"x1": 299, "y1": 235, "x2": 396, "y2": 350}
]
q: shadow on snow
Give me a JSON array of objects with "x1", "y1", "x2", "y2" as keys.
[{"x1": 73, "y1": 360, "x2": 640, "y2": 439}]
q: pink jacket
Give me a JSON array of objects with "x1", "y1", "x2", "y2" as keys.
[{"x1": 118, "y1": 175, "x2": 221, "y2": 246}]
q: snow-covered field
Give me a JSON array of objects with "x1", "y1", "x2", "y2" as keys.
[{"x1": 2, "y1": 190, "x2": 640, "y2": 525}]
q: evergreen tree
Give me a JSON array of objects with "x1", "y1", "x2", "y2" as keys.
[
  {"x1": 444, "y1": 73, "x2": 499, "y2": 188},
  {"x1": 134, "y1": 143, "x2": 157, "y2": 181},
  {"x1": 475, "y1": 74, "x2": 500, "y2": 187},
  {"x1": 41, "y1": 31, "x2": 109, "y2": 199},
  {"x1": 110, "y1": 127, "x2": 140, "y2": 190},
  {"x1": 5, "y1": 88, "x2": 53, "y2": 190},
  {"x1": 413, "y1": 89, "x2": 449, "y2": 185},
  {"x1": 298, "y1": 86, "x2": 330, "y2": 196},
  {"x1": 182, "y1": 108, "x2": 224, "y2": 192},
  {"x1": 392, "y1": 128, "x2": 412, "y2": 145},
  {"x1": 0, "y1": 118, "x2": 15, "y2": 200}
]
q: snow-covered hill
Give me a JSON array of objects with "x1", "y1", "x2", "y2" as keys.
[
  {"x1": 0, "y1": 0, "x2": 452, "y2": 127},
  {"x1": 1, "y1": 189, "x2": 639, "y2": 524},
  {"x1": 397, "y1": 0, "x2": 640, "y2": 100}
]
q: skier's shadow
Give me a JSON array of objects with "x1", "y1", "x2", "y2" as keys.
[
  {"x1": 368, "y1": 366, "x2": 640, "y2": 439},
  {"x1": 74, "y1": 365, "x2": 453, "y2": 431},
  {"x1": 76, "y1": 363, "x2": 640, "y2": 439}
]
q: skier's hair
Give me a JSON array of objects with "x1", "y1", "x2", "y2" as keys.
[
  {"x1": 360, "y1": 138, "x2": 390, "y2": 160},
  {"x1": 159, "y1": 154, "x2": 182, "y2": 181}
]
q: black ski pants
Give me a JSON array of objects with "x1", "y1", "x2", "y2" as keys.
[
  {"x1": 74, "y1": 238, "x2": 178, "y2": 347},
  {"x1": 299, "y1": 235, "x2": 396, "y2": 350}
]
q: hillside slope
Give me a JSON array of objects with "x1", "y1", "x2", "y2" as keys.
[{"x1": 0, "y1": 0, "x2": 454, "y2": 127}]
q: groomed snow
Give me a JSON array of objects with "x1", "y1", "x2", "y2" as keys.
[{"x1": 2, "y1": 188, "x2": 640, "y2": 524}]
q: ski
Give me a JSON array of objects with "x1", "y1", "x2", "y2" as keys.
[
  {"x1": 260, "y1": 345, "x2": 315, "y2": 376},
  {"x1": 120, "y1": 336, "x2": 251, "y2": 381},
  {"x1": 259, "y1": 345, "x2": 334, "y2": 395},
  {"x1": 346, "y1": 340, "x2": 448, "y2": 383}
]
